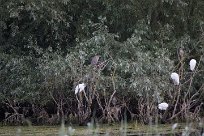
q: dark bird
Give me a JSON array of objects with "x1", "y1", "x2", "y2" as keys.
[
  {"x1": 179, "y1": 48, "x2": 184, "y2": 60},
  {"x1": 91, "y1": 55, "x2": 100, "y2": 66}
]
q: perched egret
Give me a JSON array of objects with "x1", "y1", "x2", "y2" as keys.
[
  {"x1": 75, "y1": 83, "x2": 86, "y2": 94},
  {"x1": 158, "y1": 102, "x2": 169, "y2": 110},
  {"x1": 170, "y1": 72, "x2": 180, "y2": 85},
  {"x1": 189, "y1": 59, "x2": 196, "y2": 71},
  {"x1": 91, "y1": 55, "x2": 100, "y2": 66}
]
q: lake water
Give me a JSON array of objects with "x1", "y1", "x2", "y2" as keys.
[{"x1": 0, "y1": 122, "x2": 202, "y2": 136}]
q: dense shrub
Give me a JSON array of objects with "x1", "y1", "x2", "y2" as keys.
[{"x1": 0, "y1": 0, "x2": 203, "y2": 125}]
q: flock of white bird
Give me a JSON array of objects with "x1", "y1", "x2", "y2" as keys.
[
  {"x1": 159, "y1": 59, "x2": 197, "y2": 110},
  {"x1": 74, "y1": 59, "x2": 197, "y2": 111},
  {"x1": 170, "y1": 58, "x2": 197, "y2": 86}
]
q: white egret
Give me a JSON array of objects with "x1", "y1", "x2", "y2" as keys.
[
  {"x1": 75, "y1": 83, "x2": 86, "y2": 94},
  {"x1": 158, "y1": 102, "x2": 169, "y2": 110},
  {"x1": 189, "y1": 59, "x2": 196, "y2": 71},
  {"x1": 170, "y1": 72, "x2": 180, "y2": 85}
]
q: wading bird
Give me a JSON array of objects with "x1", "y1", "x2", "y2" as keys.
[
  {"x1": 189, "y1": 59, "x2": 197, "y2": 71},
  {"x1": 91, "y1": 55, "x2": 100, "y2": 66},
  {"x1": 179, "y1": 48, "x2": 184, "y2": 60},
  {"x1": 170, "y1": 72, "x2": 179, "y2": 85},
  {"x1": 75, "y1": 83, "x2": 89, "y2": 103},
  {"x1": 75, "y1": 83, "x2": 86, "y2": 94},
  {"x1": 158, "y1": 102, "x2": 169, "y2": 110}
]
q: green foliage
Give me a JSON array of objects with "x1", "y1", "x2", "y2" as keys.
[{"x1": 0, "y1": 53, "x2": 41, "y2": 103}]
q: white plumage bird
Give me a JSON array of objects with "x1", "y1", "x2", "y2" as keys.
[
  {"x1": 75, "y1": 83, "x2": 86, "y2": 94},
  {"x1": 158, "y1": 102, "x2": 169, "y2": 110},
  {"x1": 170, "y1": 72, "x2": 180, "y2": 85},
  {"x1": 189, "y1": 59, "x2": 196, "y2": 71}
]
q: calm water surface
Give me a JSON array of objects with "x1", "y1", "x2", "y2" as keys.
[{"x1": 0, "y1": 123, "x2": 201, "y2": 136}]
